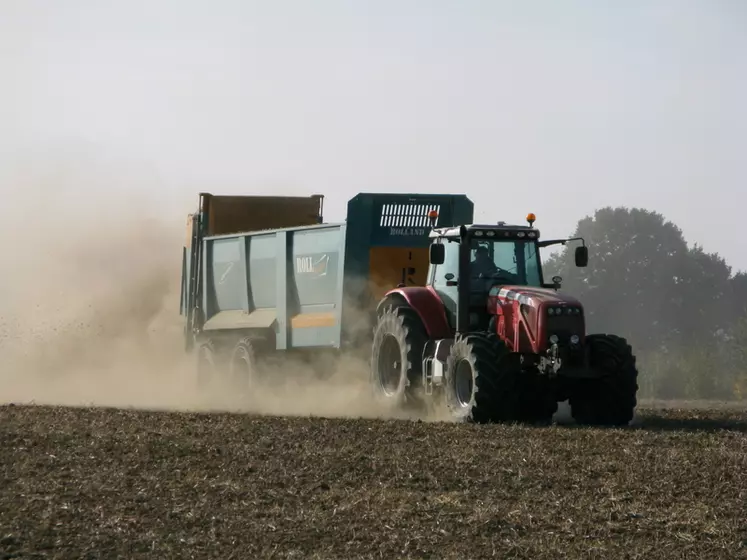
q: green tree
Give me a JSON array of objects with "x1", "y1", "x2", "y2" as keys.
[
  {"x1": 729, "y1": 272, "x2": 747, "y2": 323},
  {"x1": 667, "y1": 244, "x2": 733, "y2": 347},
  {"x1": 543, "y1": 207, "x2": 691, "y2": 354},
  {"x1": 544, "y1": 206, "x2": 742, "y2": 401}
]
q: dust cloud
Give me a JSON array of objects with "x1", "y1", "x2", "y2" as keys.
[
  {"x1": 0, "y1": 164, "x2": 601, "y2": 425},
  {"x1": 0, "y1": 163, "x2": 407, "y2": 420}
]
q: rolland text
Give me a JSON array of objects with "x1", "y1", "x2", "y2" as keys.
[{"x1": 389, "y1": 227, "x2": 426, "y2": 236}]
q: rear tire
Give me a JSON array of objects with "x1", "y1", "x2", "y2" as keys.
[
  {"x1": 370, "y1": 305, "x2": 427, "y2": 410},
  {"x1": 229, "y1": 337, "x2": 263, "y2": 397},
  {"x1": 569, "y1": 334, "x2": 638, "y2": 426},
  {"x1": 444, "y1": 333, "x2": 522, "y2": 423},
  {"x1": 195, "y1": 339, "x2": 218, "y2": 388}
]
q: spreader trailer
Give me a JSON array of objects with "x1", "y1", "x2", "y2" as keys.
[{"x1": 179, "y1": 191, "x2": 473, "y2": 379}]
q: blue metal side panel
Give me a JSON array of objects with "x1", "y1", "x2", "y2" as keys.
[
  {"x1": 180, "y1": 248, "x2": 189, "y2": 315},
  {"x1": 275, "y1": 231, "x2": 289, "y2": 350},
  {"x1": 288, "y1": 224, "x2": 346, "y2": 348},
  {"x1": 239, "y1": 236, "x2": 250, "y2": 312},
  {"x1": 201, "y1": 238, "x2": 210, "y2": 321},
  {"x1": 248, "y1": 234, "x2": 278, "y2": 309},
  {"x1": 333, "y1": 224, "x2": 348, "y2": 346},
  {"x1": 210, "y1": 237, "x2": 245, "y2": 312},
  {"x1": 288, "y1": 327, "x2": 337, "y2": 347},
  {"x1": 290, "y1": 228, "x2": 342, "y2": 309}
]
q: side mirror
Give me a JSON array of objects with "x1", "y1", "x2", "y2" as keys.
[
  {"x1": 575, "y1": 246, "x2": 588, "y2": 267},
  {"x1": 429, "y1": 243, "x2": 445, "y2": 265}
]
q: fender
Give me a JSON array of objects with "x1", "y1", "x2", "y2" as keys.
[{"x1": 378, "y1": 286, "x2": 452, "y2": 340}]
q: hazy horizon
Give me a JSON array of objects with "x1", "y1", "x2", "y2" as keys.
[{"x1": 2, "y1": 0, "x2": 745, "y2": 271}]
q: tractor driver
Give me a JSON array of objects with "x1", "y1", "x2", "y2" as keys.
[
  {"x1": 470, "y1": 243, "x2": 519, "y2": 287},
  {"x1": 471, "y1": 245, "x2": 498, "y2": 279}
]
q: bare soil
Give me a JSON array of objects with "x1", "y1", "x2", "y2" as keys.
[{"x1": 1, "y1": 404, "x2": 746, "y2": 559}]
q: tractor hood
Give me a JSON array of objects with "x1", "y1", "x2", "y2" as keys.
[
  {"x1": 490, "y1": 286, "x2": 583, "y2": 309},
  {"x1": 488, "y1": 284, "x2": 587, "y2": 354}
]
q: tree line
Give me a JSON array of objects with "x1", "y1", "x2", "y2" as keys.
[{"x1": 544, "y1": 207, "x2": 747, "y2": 401}]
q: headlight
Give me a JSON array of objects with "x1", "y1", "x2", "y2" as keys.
[
  {"x1": 570, "y1": 334, "x2": 580, "y2": 344},
  {"x1": 546, "y1": 306, "x2": 582, "y2": 316}
]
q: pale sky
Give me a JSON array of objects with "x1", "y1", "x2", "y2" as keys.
[{"x1": 1, "y1": 1, "x2": 745, "y2": 270}]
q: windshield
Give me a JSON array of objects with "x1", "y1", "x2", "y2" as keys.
[{"x1": 469, "y1": 238, "x2": 542, "y2": 289}]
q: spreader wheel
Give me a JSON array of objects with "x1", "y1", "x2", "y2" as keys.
[
  {"x1": 195, "y1": 338, "x2": 219, "y2": 388},
  {"x1": 569, "y1": 334, "x2": 638, "y2": 426},
  {"x1": 228, "y1": 336, "x2": 264, "y2": 397}
]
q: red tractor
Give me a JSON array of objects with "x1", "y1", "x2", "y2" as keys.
[{"x1": 370, "y1": 213, "x2": 638, "y2": 426}]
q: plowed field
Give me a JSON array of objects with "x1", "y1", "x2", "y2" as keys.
[{"x1": 1, "y1": 404, "x2": 746, "y2": 559}]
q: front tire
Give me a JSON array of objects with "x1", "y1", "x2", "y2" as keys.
[
  {"x1": 569, "y1": 334, "x2": 638, "y2": 426},
  {"x1": 370, "y1": 305, "x2": 427, "y2": 410},
  {"x1": 444, "y1": 333, "x2": 522, "y2": 423}
]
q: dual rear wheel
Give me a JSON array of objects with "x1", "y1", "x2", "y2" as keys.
[
  {"x1": 370, "y1": 305, "x2": 427, "y2": 412},
  {"x1": 194, "y1": 336, "x2": 264, "y2": 398}
]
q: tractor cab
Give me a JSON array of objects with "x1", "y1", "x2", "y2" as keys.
[{"x1": 425, "y1": 213, "x2": 588, "y2": 332}]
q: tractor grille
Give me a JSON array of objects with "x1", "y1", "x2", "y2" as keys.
[{"x1": 546, "y1": 315, "x2": 584, "y2": 343}]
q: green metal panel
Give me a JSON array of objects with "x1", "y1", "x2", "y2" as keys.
[
  {"x1": 341, "y1": 192, "x2": 474, "y2": 304},
  {"x1": 348, "y1": 193, "x2": 473, "y2": 248}
]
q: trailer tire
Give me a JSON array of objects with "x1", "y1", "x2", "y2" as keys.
[
  {"x1": 195, "y1": 339, "x2": 218, "y2": 388},
  {"x1": 370, "y1": 305, "x2": 427, "y2": 410},
  {"x1": 229, "y1": 337, "x2": 263, "y2": 397},
  {"x1": 569, "y1": 334, "x2": 638, "y2": 426},
  {"x1": 444, "y1": 333, "x2": 521, "y2": 423}
]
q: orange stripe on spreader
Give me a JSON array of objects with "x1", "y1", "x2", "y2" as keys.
[{"x1": 290, "y1": 312, "x2": 336, "y2": 328}]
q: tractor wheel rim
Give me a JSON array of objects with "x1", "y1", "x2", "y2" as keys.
[
  {"x1": 378, "y1": 334, "x2": 402, "y2": 395},
  {"x1": 455, "y1": 360, "x2": 474, "y2": 407}
]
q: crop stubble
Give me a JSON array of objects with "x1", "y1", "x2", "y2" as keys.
[{"x1": 1, "y1": 405, "x2": 746, "y2": 560}]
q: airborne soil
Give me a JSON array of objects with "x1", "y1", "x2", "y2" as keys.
[{"x1": 1, "y1": 404, "x2": 746, "y2": 559}]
